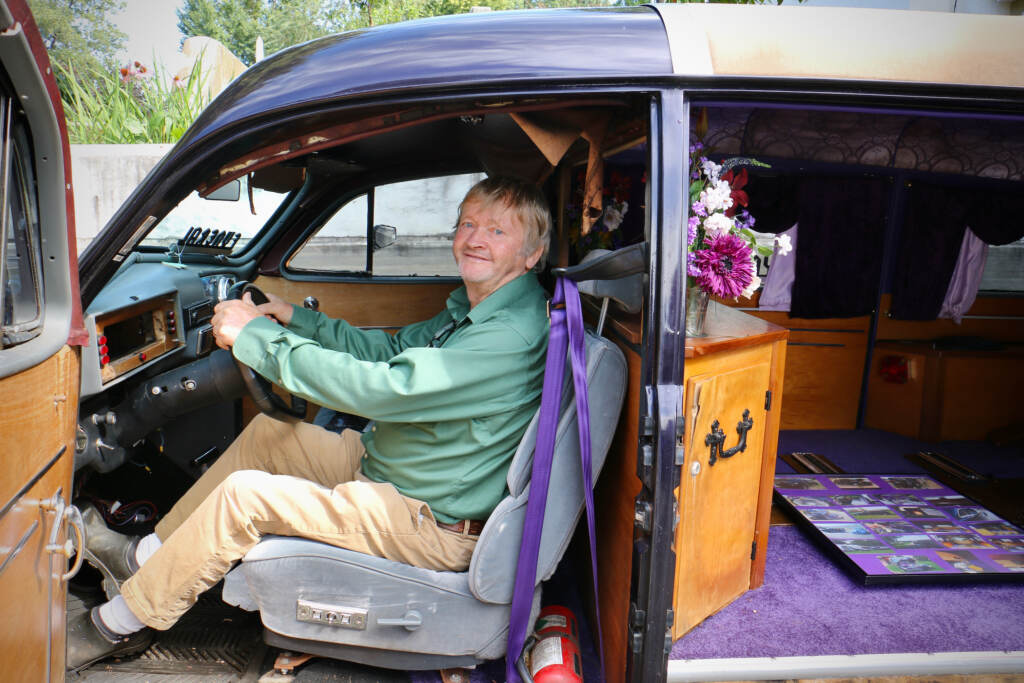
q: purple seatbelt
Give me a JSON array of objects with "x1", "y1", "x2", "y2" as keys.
[{"x1": 507, "y1": 277, "x2": 605, "y2": 683}]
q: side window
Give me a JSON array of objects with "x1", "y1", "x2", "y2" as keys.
[
  {"x1": 288, "y1": 172, "x2": 484, "y2": 277},
  {"x1": 979, "y1": 237, "x2": 1024, "y2": 292},
  {"x1": 1, "y1": 103, "x2": 43, "y2": 348}
]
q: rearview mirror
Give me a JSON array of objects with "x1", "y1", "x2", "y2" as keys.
[
  {"x1": 204, "y1": 180, "x2": 241, "y2": 202},
  {"x1": 373, "y1": 224, "x2": 397, "y2": 251}
]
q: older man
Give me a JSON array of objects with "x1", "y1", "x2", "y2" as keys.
[{"x1": 69, "y1": 176, "x2": 552, "y2": 669}]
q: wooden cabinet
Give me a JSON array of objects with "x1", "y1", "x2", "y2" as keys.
[
  {"x1": 594, "y1": 302, "x2": 787, "y2": 680},
  {"x1": 865, "y1": 340, "x2": 1024, "y2": 442},
  {"x1": 673, "y1": 303, "x2": 787, "y2": 638}
]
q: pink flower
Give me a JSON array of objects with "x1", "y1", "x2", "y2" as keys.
[{"x1": 692, "y1": 233, "x2": 755, "y2": 299}]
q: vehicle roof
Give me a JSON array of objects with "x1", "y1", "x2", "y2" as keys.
[
  {"x1": 655, "y1": 4, "x2": 1024, "y2": 89},
  {"x1": 179, "y1": 7, "x2": 673, "y2": 149}
]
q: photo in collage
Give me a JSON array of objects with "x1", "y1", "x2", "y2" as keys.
[{"x1": 774, "y1": 474, "x2": 1024, "y2": 584}]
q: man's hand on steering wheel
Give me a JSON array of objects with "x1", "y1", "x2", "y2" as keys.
[
  {"x1": 215, "y1": 282, "x2": 308, "y2": 423},
  {"x1": 211, "y1": 291, "x2": 294, "y2": 349},
  {"x1": 211, "y1": 292, "x2": 262, "y2": 350}
]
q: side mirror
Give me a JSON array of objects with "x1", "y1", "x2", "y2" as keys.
[
  {"x1": 204, "y1": 180, "x2": 241, "y2": 202},
  {"x1": 373, "y1": 224, "x2": 397, "y2": 251}
]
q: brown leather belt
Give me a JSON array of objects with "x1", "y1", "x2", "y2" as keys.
[{"x1": 435, "y1": 518, "x2": 486, "y2": 536}]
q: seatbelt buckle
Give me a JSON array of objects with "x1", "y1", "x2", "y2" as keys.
[{"x1": 546, "y1": 300, "x2": 565, "y2": 319}]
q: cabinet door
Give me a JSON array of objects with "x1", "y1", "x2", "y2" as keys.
[{"x1": 674, "y1": 358, "x2": 770, "y2": 637}]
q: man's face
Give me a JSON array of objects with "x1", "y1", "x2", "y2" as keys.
[{"x1": 453, "y1": 198, "x2": 542, "y2": 305}]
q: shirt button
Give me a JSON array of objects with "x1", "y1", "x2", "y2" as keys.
[{"x1": 371, "y1": 426, "x2": 377, "y2": 432}]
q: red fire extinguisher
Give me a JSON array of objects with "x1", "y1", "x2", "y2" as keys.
[{"x1": 523, "y1": 606, "x2": 584, "y2": 683}]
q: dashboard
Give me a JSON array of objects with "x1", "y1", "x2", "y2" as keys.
[{"x1": 81, "y1": 264, "x2": 236, "y2": 398}]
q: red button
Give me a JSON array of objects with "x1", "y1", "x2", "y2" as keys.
[
  {"x1": 139, "y1": 352, "x2": 147, "y2": 361},
  {"x1": 100, "y1": 345, "x2": 108, "y2": 355},
  {"x1": 98, "y1": 335, "x2": 107, "y2": 345},
  {"x1": 101, "y1": 355, "x2": 109, "y2": 365}
]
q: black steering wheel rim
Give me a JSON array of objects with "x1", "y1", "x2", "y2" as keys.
[{"x1": 227, "y1": 282, "x2": 308, "y2": 423}]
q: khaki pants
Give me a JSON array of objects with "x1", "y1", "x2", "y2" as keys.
[{"x1": 120, "y1": 414, "x2": 477, "y2": 630}]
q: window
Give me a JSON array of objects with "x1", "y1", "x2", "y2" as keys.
[
  {"x1": 139, "y1": 174, "x2": 291, "y2": 254},
  {"x1": 288, "y1": 173, "x2": 484, "y2": 277},
  {"x1": 979, "y1": 237, "x2": 1024, "y2": 292},
  {"x1": 1, "y1": 101, "x2": 43, "y2": 348}
]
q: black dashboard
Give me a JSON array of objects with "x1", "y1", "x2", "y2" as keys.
[{"x1": 76, "y1": 263, "x2": 244, "y2": 473}]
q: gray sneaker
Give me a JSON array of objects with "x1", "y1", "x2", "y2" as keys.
[
  {"x1": 66, "y1": 607, "x2": 152, "y2": 671},
  {"x1": 81, "y1": 504, "x2": 141, "y2": 599}
]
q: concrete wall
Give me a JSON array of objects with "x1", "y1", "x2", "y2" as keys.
[{"x1": 71, "y1": 144, "x2": 172, "y2": 254}]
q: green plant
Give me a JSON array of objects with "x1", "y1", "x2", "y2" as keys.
[{"x1": 56, "y1": 58, "x2": 209, "y2": 144}]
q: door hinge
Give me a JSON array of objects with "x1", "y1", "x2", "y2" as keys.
[
  {"x1": 634, "y1": 500, "x2": 653, "y2": 534},
  {"x1": 751, "y1": 539, "x2": 758, "y2": 561},
  {"x1": 629, "y1": 603, "x2": 646, "y2": 653},
  {"x1": 765, "y1": 390, "x2": 772, "y2": 411}
]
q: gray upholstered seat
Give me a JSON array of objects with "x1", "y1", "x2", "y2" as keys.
[{"x1": 221, "y1": 330, "x2": 627, "y2": 670}]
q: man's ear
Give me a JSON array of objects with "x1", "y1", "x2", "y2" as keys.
[{"x1": 525, "y1": 243, "x2": 544, "y2": 271}]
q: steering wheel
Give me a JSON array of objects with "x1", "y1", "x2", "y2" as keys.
[{"x1": 227, "y1": 282, "x2": 308, "y2": 423}]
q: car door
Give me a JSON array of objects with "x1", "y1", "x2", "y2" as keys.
[{"x1": 0, "y1": 0, "x2": 85, "y2": 678}]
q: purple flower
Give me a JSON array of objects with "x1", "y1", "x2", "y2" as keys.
[
  {"x1": 687, "y1": 251, "x2": 702, "y2": 278},
  {"x1": 692, "y1": 233, "x2": 754, "y2": 299},
  {"x1": 691, "y1": 201, "x2": 707, "y2": 218},
  {"x1": 687, "y1": 216, "x2": 699, "y2": 245}
]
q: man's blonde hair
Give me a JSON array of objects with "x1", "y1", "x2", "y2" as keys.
[{"x1": 458, "y1": 176, "x2": 552, "y2": 267}]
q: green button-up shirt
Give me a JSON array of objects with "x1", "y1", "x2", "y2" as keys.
[{"x1": 232, "y1": 272, "x2": 549, "y2": 524}]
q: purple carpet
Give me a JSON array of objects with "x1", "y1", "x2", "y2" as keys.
[
  {"x1": 671, "y1": 524, "x2": 1024, "y2": 660},
  {"x1": 776, "y1": 429, "x2": 1024, "y2": 478}
]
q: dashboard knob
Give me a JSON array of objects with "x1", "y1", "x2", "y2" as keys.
[
  {"x1": 182, "y1": 378, "x2": 198, "y2": 392},
  {"x1": 303, "y1": 296, "x2": 319, "y2": 311}
]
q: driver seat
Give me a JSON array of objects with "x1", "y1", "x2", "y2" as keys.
[{"x1": 221, "y1": 328, "x2": 627, "y2": 670}]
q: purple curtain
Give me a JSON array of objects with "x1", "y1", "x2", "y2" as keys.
[
  {"x1": 938, "y1": 228, "x2": 988, "y2": 324},
  {"x1": 890, "y1": 183, "x2": 1024, "y2": 320},
  {"x1": 746, "y1": 174, "x2": 888, "y2": 318},
  {"x1": 759, "y1": 224, "x2": 797, "y2": 311}
]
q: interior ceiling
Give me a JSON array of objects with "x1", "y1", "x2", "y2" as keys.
[{"x1": 700, "y1": 107, "x2": 1024, "y2": 182}]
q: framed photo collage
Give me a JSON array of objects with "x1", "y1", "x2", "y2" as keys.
[{"x1": 774, "y1": 474, "x2": 1024, "y2": 585}]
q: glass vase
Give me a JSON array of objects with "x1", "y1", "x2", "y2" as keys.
[{"x1": 685, "y1": 286, "x2": 710, "y2": 337}]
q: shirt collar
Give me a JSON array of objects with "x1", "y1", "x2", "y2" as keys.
[{"x1": 446, "y1": 271, "x2": 540, "y2": 324}]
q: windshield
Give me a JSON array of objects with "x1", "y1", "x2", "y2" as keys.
[{"x1": 138, "y1": 175, "x2": 290, "y2": 255}]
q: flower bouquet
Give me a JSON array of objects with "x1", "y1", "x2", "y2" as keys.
[{"x1": 685, "y1": 143, "x2": 789, "y2": 335}]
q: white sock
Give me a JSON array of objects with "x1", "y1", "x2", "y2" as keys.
[
  {"x1": 134, "y1": 533, "x2": 162, "y2": 567},
  {"x1": 97, "y1": 595, "x2": 146, "y2": 635}
]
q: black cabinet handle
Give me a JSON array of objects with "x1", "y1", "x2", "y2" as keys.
[{"x1": 706, "y1": 409, "x2": 753, "y2": 466}]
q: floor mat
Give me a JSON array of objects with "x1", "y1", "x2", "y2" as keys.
[
  {"x1": 70, "y1": 590, "x2": 269, "y2": 681},
  {"x1": 670, "y1": 524, "x2": 1024, "y2": 660}
]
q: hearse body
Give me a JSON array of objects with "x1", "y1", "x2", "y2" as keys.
[{"x1": 1, "y1": 0, "x2": 1023, "y2": 680}]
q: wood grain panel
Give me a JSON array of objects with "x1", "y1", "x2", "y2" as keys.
[
  {"x1": 863, "y1": 348, "x2": 929, "y2": 438},
  {"x1": 877, "y1": 293, "x2": 1024, "y2": 343},
  {"x1": 750, "y1": 338, "x2": 786, "y2": 589},
  {"x1": 0, "y1": 346, "x2": 80, "y2": 679},
  {"x1": 777, "y1": 341, "x2": 867, "y2": 430},
  {"x1": 595, "y1": 344, "x2": 642, "y2": 683},
  {"x1": 723, "y1": 300, "x2": 870, "y2": 431},
  {"x1": 937, "y1": 353, "x2": 1024, "y2": 440},
  {"x1": 675, "y1": 345, "x2": 771, "y2": 638},
  {"x1": 252, "y1": 277, "x2": 456, "y2": 328}
]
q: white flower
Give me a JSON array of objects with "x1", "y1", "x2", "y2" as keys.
[
  {"x1": 601, "y1": 201, "x2": 627, "y2": 232},
  {"x1": 701, "y1": 158, "x2": 722, "y2": 182},
  {"x1": 703, "y1": 212, "x2": 735, "y2": 237},
  {"x1": 774, "y1": 233, "x2": 793, "y2": 256},
  {"x1": 741, "y1": 273, "x2": 762, "y2": 299},
  {"x1": 700, "y1": 180, "x2": 734, "y2": 213}
]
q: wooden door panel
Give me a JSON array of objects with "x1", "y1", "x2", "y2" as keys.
[
  {"x1": 674, "y1": 359, "x2": 771, "y2": 637},
  {"x1": 253, "y1": 277, "x2": 457, "y2": 328},
  {"x1": 0, "y1": 346, "x2": 80, "y2": 679}
]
